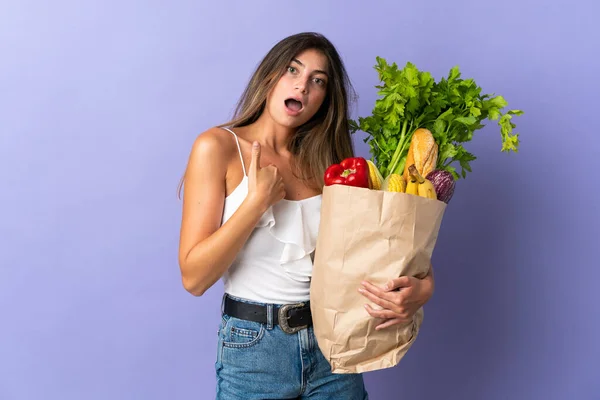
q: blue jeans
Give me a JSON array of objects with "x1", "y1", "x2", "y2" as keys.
[{"x1": 215, "y1": 294, "x2": 369, "y2": 399}]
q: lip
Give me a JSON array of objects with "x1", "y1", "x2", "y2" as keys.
[{"x1": 284, "y1": 96, "x2": 305, "y2": 116}]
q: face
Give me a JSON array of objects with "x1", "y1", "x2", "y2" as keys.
[{"x1": 265, "y1": 48, "x2": 329, "y2": 128}]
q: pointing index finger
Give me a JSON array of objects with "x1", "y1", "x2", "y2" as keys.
[{"x1": 249, "y1": 141, "x2": 261, "y2": 174}]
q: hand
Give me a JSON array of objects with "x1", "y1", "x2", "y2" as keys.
[
  {"x1": 247, "y1": 141, "x2": 285, "y2": 211},
  {"x1": 358, "y1": 272, "x2": 434, "y2": 331}
]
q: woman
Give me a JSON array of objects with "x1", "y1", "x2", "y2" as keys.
[{"x1": 178, "y1": 32, "x2": 435, "y2": 399}]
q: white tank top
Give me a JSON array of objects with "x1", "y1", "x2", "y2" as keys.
[{"x1": 219, "y1": 127, "x2": 322, "y2": 304}]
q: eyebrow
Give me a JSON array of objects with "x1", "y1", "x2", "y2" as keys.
[{"x1": 292, "y1": 58, "x2": 329, "y2": 77}]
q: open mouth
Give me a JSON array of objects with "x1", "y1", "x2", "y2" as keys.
[{"x1": 284, "y1": 98, "x2": 304, "y2": 113}]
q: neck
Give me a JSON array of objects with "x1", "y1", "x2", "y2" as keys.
[{"x1": 246, "y1": 112, "x2": 296, "y2": 155}]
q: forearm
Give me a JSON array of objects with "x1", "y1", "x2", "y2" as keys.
[
  {"x1": 180, "y1": 197, "x2": 266, "y2": 296},
  {"x1": 420, "y1": 264, "x2": 435, "y2": 302}
]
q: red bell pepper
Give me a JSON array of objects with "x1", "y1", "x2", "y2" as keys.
[{"x1": 324, "y1": 157, "x2": 370, "y2": 188}]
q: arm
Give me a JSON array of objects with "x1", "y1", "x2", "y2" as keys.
[
  {"x1": 418, "y1": 265, "x2": 435, "y2": 299},
  {"x1": 178, "y1": 131, "x2": 262, "y2": 296},
  {"x1": 178, "y1": 131, "x2": 284, "y2": 296}
]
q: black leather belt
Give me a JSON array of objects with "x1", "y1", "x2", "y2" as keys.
[{"x1": 223, "y1": 295, "x2": 312, "y2": 334}]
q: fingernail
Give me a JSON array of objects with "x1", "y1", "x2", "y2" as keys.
[{"x1": 253, "y1": 141, "x2": 259, "y2": 147}]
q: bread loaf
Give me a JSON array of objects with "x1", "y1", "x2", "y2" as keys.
[{"x1": 403, "y1": 128, "x2": 438, "y2": 181}]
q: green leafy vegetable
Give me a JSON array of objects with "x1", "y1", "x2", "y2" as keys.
[{"x1": 350, "y1": 57, "x2": 523, "y2": 179}]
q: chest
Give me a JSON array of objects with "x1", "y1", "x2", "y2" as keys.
[{"x1": 261, "y1": 156, "x2": 321, "y2": 201}]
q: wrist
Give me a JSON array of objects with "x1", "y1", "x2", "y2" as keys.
[
  {"x1": 242, "y1": 193, "x2": 269, "y2": 218},
  {"x1": 419, "y1": 274, "x2": 435, "y2": 303}
]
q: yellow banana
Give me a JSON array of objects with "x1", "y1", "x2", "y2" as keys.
[
  {"x1": 418, "y1": 179, "x2": 437, "y2": 199},
  {"x1": 405, "y1": 175, "x2": 419, "y2": 195},
  {"x1": 408, "y1": 164, "x2": 437, "y2": 200}
]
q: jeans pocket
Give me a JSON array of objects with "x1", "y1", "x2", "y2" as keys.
[{"x1": 222, "y1": 315, "x2": 265, "y2": 349}]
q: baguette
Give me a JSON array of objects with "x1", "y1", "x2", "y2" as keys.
[{"x1": 403, "y1": 128, "x2": 438, "y2": 181}]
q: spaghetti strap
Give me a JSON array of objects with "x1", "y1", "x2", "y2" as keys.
[{"x1": 222, "y1": 127, "x2": 247, "y2": 177}]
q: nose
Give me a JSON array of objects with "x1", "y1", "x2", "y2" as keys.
[{"x1": 295, "y1": 78, "x2": 308, "y2": 94}]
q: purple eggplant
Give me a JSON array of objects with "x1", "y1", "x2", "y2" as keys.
[{"x1": 426, "y1": 170, "x2": 455, "y2": 204}]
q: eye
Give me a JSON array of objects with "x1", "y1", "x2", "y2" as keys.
[
  {"x1": 287, "y1": 66, "x2": 298, "y2": 74},
  {"x1": 313, "y1": 77, "x2": 326, "y2": 86}
]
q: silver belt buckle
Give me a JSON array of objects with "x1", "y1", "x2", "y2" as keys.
[{"x1": 278, "y1": 302, "x2": 307, "y2": 334}]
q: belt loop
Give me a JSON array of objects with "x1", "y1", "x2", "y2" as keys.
[
  {"x1": 220, "y1": 293, "x2": 226, "y2": 315},
  {"x1": 266, "y1": 303, "x2": 274, "y2": 330}
]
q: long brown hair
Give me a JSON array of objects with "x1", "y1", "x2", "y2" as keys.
[{"x1": 178, "y1": 32, "x2": 356, "y2": 197}]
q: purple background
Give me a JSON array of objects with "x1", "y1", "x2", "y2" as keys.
[{"x1": 1, "y1": 1, "x2": 599, "y2": 399}]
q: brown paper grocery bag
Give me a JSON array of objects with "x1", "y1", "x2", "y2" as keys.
[{"x1": 310, "y1": 184, "x2": 447, "y2": 374}]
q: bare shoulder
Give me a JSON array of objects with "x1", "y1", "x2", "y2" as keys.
[
  {"x1": 183, "y1": 126, "x2": 246, "y2": 200},
  {"x1": 188, "y1": 126, "x2": 236, "y2": 165}
]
